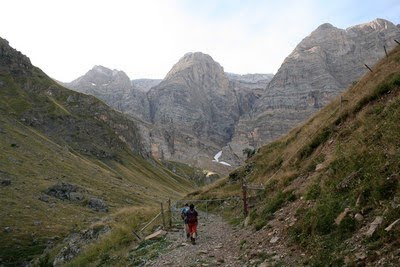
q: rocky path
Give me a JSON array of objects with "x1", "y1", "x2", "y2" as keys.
[{"x1": 147, "y1": 213, "x2": 244, "y2": 267}]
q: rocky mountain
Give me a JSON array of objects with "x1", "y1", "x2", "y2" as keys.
[
  {"x1": 132, "y1": 78, "x2": 162, "y2": 92},
  {"x1": 0, "y1": 37, "x2": 194, "y2": 265},
  {"x1": 224, "y1": 18, "x2": 400, "y2": 165},
  {"x1": 66, "y1": 53, "x2": 272, "y2": 172},
  {"x1": 66, "y1": 66, "x2": 151, "y2": 121},
  {"x1": 64, "y1": 18, "x2": 399, "y2": 171}
]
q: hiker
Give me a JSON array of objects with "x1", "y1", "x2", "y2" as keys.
[
  {"x1": 181, "y1": 203, "x2": 190, "y2": 238},
  {"x1": 186, "y1": 203, "x2": 199, "y2": 244}
]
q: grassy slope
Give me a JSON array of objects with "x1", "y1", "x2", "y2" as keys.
[
  {"x1": 0, "y1": 41, "x2": 194, "y2": 265},
  {"x1": 196, "y1": 46, "x2": 400, "y2": 265}
]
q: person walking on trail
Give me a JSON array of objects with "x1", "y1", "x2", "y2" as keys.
[
  {"x1": 181, "y1": 203, "x2": 190, "y2": 239},
  {"x1": 186, "y1": 204, "x2": 198, "y2": 245}
]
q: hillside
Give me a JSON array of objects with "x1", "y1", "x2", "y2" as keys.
[
  {"x1": 195, "y1": 44, "x2": 400, "y2": 265},
  {"x1": 0, "y1": 37, "x2": 194, "y2": 266}
]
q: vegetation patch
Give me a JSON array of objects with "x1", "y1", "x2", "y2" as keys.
[
  {"x1": 354, "y1": 72, "x2": 400, "y2": 114},
  {"x1": 298, "y1": 126, "x2": 333, "y2": 159},
  {"x1": 128, "y1": 238, "x2": 171, "y2": 266}
]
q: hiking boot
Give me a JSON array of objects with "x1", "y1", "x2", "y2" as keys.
[
  {"x1": 186, "y1": 233, "x2": 190, "y2": 239},
  {"x1": 191, "y1": 237, "x2": 196, "y2": 245}
]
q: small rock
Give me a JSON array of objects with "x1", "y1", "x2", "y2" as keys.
[
  {"x1": 4, "y1": 227, "x2": 12, "y2": 233},
  {"x1": 0, "y1": 179, "x2": 11, "y2": 187},
  {"x1": 272, "y1": 255, "x2": 280, "y2": 261},
  {"x1": 38, "y1": 194, "x2": 50, "y2": 202},
  {"x1": 365, "y1": 216, "x2": 383, "y2": 237},
  {"x1": 335, "y1": 207, "x2": 350, "y2": 225},
  {"x1": 385, "y1": 218, "x2": 400, "y2": 232},
  {"x1": 217, "y1": 258, "x2": 224, "y2": 263},
  {"x1": 144, "y1": 230, "x2": 167, "y2": 240},
  {"x1": 355, "y1": 252, "x2": 367, "y2": 260},
  {"x1": 244, "y1": 216, "x2": 250, "y2": 227},
  {"x1": 354, "y1": 213, "x2": 364, "y2": 222},
  {"x1": 33, "y1": 221, "x2": 42, "y2": 226},
  {"x1": 259, "y1": 262, "x2": 268, "y2": 267},
  {"x1": 270, "y1": 236, "x2": 279, "y2": 244},
  {"x1": 199, "y1": 249, "x2": 208, "y2": 254},
  {"x1": 10, "y1": 143, "x2": 18, "y2": 148},
  {"x1": 315, "y1": 163, "x2": 324, "y2": 172}
]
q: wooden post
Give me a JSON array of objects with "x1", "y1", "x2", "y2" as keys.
[
  {"x1": 160, "y1": 202, "x2": 166, "y2": 228},
  {"x1": 384, "y1": 46, "x2": 388, "y2": 58},
  {"x1": 364, "y1": 64, "x2": 373, "y2": 73},
  {"x1": 395, "y1": 39, "x2": 400, "y2": 45},
  {"x1": 242, "y1": 181, "x2": 248, "y2": 217},
  {"x1": 168, "y1": 199, "x2": 172, "y2": 228}
]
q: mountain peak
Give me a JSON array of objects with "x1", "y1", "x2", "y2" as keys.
[
  {"x1": 164, "y1": 52, "x2": 225, "y2": 81},
  {"x1": 347, "y1": 18, "x2": 396, "y2": 31},
  {"x1": 0, "y1": 37, "x2": 33, "y2": 75}
]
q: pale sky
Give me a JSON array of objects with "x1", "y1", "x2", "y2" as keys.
[{"x1": 0, "y1": 0, "x2": 399, "y2": 82}]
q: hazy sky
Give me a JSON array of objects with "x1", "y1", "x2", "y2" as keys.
[{"x1": 0, "y1": 0, "x2": 399, "y2": 82}]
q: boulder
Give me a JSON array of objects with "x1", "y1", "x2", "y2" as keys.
[
  {"x1": 87, "y1": 198, "x2": 108, "y2": 212},
  {"x1": 46, "y1": 182, "x2": 80, "y2": 201},
  {"x1": 0, "y1": 179, "x2": 11, "y2": 187},
  {"x1": 144, "y1": 230, "x2": 167, "y2": 240}
]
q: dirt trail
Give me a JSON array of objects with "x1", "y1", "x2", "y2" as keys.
[{"x1": 147, "y1": 213, "x2": 244, "y2": 266}]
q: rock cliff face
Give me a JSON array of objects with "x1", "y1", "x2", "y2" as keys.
[
  {"x1": 224, "y1": 18, "x2": 400, "y2": 165},
  {"x1": 132, "y1": 78, "x2": 162, "y2": 92}
]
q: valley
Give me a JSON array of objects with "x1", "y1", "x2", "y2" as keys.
[{"x1": 0, "y1": 14, "x2": 399, "y2": 267}]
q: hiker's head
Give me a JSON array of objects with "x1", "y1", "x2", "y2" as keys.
[
  {"x1": 189, "y1": 204, "x2": 194, "y2": 210},
  {"x1": 184, "y1": 203, "x2": 189, "y2": 207}
]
